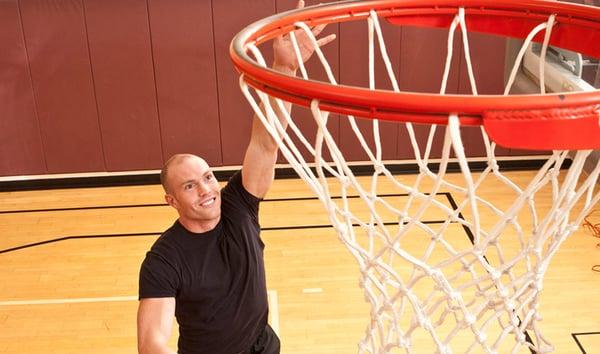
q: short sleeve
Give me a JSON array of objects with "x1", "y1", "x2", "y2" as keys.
[
  {"x1": 221, "y1": 170, "x2": 261, "y2": 219},
  {"x1": 139, "y1": 251, "x2": 180, "y2": 299}
]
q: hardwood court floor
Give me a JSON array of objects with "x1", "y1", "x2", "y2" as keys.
[{"x1": 0, "y1": 170, "x2": 598, "y2": 353}]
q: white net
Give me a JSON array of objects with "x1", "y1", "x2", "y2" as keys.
[{"x1": 238, "y1": 6, "x2": 600, "y2": 354}]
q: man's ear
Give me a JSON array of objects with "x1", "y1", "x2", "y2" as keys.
[{"x1": 165, "y1": 194, "x2": 177, "y2": 209}]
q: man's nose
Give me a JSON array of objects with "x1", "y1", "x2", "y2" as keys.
[{"x1": 197, "y1": 181, "x2": 211, "y2": 195}]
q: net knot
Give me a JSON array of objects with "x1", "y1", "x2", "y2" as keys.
[
  {"x1": 449, "y1": 291, "x2": 462, "y2": 304},
  {"x1": 504, "y1": 299, "x2": 516, "y2": 313},
  {"x1": 341, "y1": 210, "x2": 353, "y2": 220},
  {"x1": 431, "y1": 232, "x2": 443, "y2": 242},
  {"x1": 398, "y1": 211, "x2": 409, "y2": 223},
  {"x1": 333, "y1": 224, "x2": 348, "y2": 236},
  {"x1": 530, "y1": 268, "x2": 545, "y2": 291},
  {"x1": 366, "y1": 257, "x2": 380, "y2": 271},
  {"x1": 489, "y1": 236, "x2": 499, "y2": 246},
  {"x1": 564, "y1": 223, "x2": 576, "y2": 234},
  {"x1": 417, "y1": 315, "x2": 433, "y2": 331},
  {"x1": 437, "y1": 345, "x2": 452, "y2": 354},
  {"x1": 489, "y1": 159, "x2": 499, "y2": 172},
  {"x1": 464, "y1": 313, "x2": 476, "y2": 327},
  {"x1": 510, "y1": 315, "x2": 520, "y2": 328},
  {"x1": 472, "y1": 246, "x2": 485, "y2": 258},
  {"x1": 340, "y1": 176, "x2": 352, "y2": 188},
  {"x1": 489, "y1": 269, "x2": 501, "y2": 281}
]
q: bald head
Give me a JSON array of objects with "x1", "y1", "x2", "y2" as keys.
[{"x1": 160, "y1": 154, "x2": 208, "y2": 193}]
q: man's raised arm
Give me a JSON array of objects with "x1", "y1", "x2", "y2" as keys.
[{"x1": 241, "y1": 0, "x2": 336, "y2": 198}]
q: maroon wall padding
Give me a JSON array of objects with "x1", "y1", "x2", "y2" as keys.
[
  {"x1": 0, "y1": 2, "x2": 546, "y2": 178},
  {"x1": 20, "y1": 0, "x2": 105, "y2": 173},
  {"x1": 457, "y1": 32, "x2": 506, "y2": 96},
  {"x1": 457, "y1": 32, "x2": 509, "y2": 157},
  {"x1": 397, "y1": 26, "x2": 461, "y2": 159},
  {"x1": 84, "y1": 0, "x2": 163, "y2": 171},
  {"x1": 400, "y1": 26, "x2": 461, "y2": 94},
  {"x1": 0, "y1": 1, "x2": 46, "y2": 176},
  {"x1": 338, "y1": 18, "x2": 400, "y2": 162},
  {"x1": 148, "y1": 0, "x2": 221, "y2": 166},
  {"x1": 213, "y1": 0, "x2": 275, "y2": 166}
]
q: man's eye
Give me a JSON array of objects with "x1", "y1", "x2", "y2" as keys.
[{"x1": 184, "y1": 184, "x2": 193, "y2": 190}]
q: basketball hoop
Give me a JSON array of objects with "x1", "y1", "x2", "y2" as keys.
[
  {"x1": 231, "y1": 0, "x2": 600, "y2": 352},
  {"x1": 232, "y1": 0, "x2": 600, "y2": 151}
]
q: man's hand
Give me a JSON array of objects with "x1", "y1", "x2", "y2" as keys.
[{"x1": 272, "y1": 0, "x2": 336, "y2": 73}]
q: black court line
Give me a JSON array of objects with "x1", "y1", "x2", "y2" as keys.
[
  {"x1": 0, "y1": 233, "x2": 161, "y2": 254},
  {"x1": 445, "y1": 193, "x2": 535, "y2": 353},
  {"x1": 572, "y1": 332, "x2": 600, "y2": 354},
  {"x1": 0, "y1": 193, "x2": 417, "y2": 215},
  {"x1": 0, "y1": 203, "x2": 167, "y2": 214},
  {"x1": 0, "y1": 220, "x2": 449, "y2": 255}
]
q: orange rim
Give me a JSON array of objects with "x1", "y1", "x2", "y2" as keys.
[{"x1": 230, "y1": 0, "x2": 600, "y2": 149}]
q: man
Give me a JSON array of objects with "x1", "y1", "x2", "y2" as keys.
[{"x1": 136, "y1": 1, "x2": 336, "y2": 353}]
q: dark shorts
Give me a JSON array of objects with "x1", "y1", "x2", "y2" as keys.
[{"x1": 244, "y1": 324, "x2": 280, "y2": 354}]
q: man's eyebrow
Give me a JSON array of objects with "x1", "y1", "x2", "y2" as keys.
[{"x1": 179, "y1": 179, "x2": 196, "y2": 186}]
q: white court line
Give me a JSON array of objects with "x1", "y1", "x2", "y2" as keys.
[
  {"x1": 267, "y1": 290, "x2": 279, "y2": 335},
  {"x1": 0, "y1": 295, "x2": 138, "y2": 306},
  {"x1": 0, "y1": 291, "x2": 282, "y2": 335},
  {"x1": 0, "y1": 289, "x2": 281, "y2": 333},
  {"x1": 302, "y1": 288, "x2": 323, "y2": 294}
]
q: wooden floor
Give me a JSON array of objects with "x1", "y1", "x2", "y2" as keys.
[{"x1": 0, "y1": 170, "x2": 599, "y2": 353}]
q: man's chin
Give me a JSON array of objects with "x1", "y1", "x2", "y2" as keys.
[{"x1": 199, "y1": 211, "x2": 221, "y2": 221}]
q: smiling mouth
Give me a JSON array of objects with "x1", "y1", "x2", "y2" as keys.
[{"x1": 200, "y1": 198, "x2": 216, "y2": 207}]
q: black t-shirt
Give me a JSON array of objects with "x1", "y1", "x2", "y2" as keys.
[{"x1": 139, "y1": 171, "x2": 268, "y2": 354}]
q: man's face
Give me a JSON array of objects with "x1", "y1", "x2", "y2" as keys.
[{"x1": 164, "y1": 156, "x2": 222, "y2": 229}]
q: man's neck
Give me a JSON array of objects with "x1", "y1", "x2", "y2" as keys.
[{"x1": 178, "y1": 217, "x2": 220, "y2": 234}]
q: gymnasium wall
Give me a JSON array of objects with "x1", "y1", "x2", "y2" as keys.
[{"x1": 1, "y1": 0, "x2": 521, "y2": 178}]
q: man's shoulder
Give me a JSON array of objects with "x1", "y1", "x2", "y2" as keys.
[
  {"x1": 149, "y1": 222, "x2": 183, "y2": 255},
  {"x1": 141, "y1": 222, "x2": 185, "y2": 278}
]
